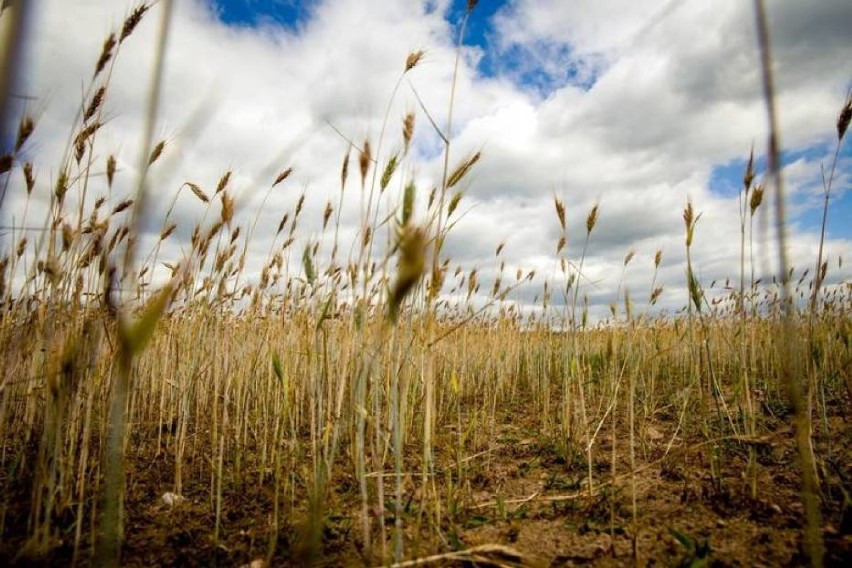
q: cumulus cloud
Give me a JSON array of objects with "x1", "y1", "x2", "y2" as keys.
[{"x1": 2, "y1": 0, "x2": 850, "y2": 320}]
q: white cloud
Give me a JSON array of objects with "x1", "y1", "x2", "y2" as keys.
[{"x1": 2, "y1": 0, "x2": 850, "y2": 320}]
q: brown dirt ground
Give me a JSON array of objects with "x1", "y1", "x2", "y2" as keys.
[{"x1": 2, "y1": 395, "x2": 850, "y2": 567}]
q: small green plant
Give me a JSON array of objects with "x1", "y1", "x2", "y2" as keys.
[{"x1": 668, "y1": 527, "x2": 712, "y2": 568}]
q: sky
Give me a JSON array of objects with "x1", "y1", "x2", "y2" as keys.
[{"x1": 2, "y1": 0, "x2": 851, "y2": 320}]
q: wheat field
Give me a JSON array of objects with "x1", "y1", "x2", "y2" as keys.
[{"x1": 0, "y1": 1, "x2": 850, "y2": 566}]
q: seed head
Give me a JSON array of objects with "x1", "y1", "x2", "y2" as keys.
[
  {"x1": 15, "y1": 116, "x2": 34, "y2": 152},
  {"x1": 272, "y1": 167, "x2": 293, "y2": 188},
  {"x1": 683, "y1": 201, "x2": 698, "y2": 247},
  {"x1": 553, "y1": 196, "x2": 566, "y2": 231},
  {"x1": 743, "y1": 146, "x2": 755, "y2": 190},
  {"x1": 55, "y1": 170, "x2": 69, "y2": 201},
  {"x1": 94, "y1": 33, "x2": 116, "y2": 78},
  {"x1": 120, "y1": 4, "x2": 149, "y2": 43},
  {"x1": 359, "y1": 140, "x2": 371, "y2": 187},
  {"x1": 112, "y1": 199, "x2": 134, "y2": 214},
  {"x1": 447, "y1": 151, "x2": 480, "y2": 188},
  {"x1": 403, "y1": 112, "x2": 415, "y2": 154},
  {"x1": 447, "y1": 191, "x2": 463, "y2": 217},
  {"x1": 206, "y1": 221, "x2": 224, "y2": 243},
  {"x1": 160, "y1": 223, "x2": 177, "y2": 240},
  {"x1": 404, "y1": 50, "x2": 425, "y2": 73},
  {"x1": 75, "y1": 140, "x2": 86, "y2": 164},
  {"x1": 428, "y1": 261, "x2": 446, "y2": 301},
  {"x1": 322, "y1": 201, "x2": 333, "y2": 229},
  {"x1": 586, "y1": 203, "x2": 599, "y2": 235},
  {"x1": 74, "y1": 122, "x2": 102, "y2": 164},
  {"x1": 401, "y1": 181, "x2": 415, "y2": 227},
  {"x1": 380, "y1": 154, "x2": 399, "y2": 192},
  {"x1": 23, "y1": 162, "x2": 35, "y2": 194},
  {"x1": 220, "y1": 192, "x2": 234, "y2": 226},
  {"x1": 106, "y1": 155, "x2": 117, "y2": 188},
  {"x1": 185, "y1": 182, "x2": 209, "y2": 203},
  {"x1": 837, "y1": 93, "x2": 852, "y2": 141},
  {"x1": 62, "y1": 223, "x2": 74, "y2": 252},
  {"x1": 84, "y1": 87, "x2": 106, "y2": 123},
  {"x1": 467, "y1": 269, "x2": 478, "y2": 297},
  {"x1": 340, "y1": 145, "x2": 351, "y2": 191},
  {"x1": 215, "y1": 171, "x2": 232, "y2": 195},
  {"x1": 387, "y1": 226, "x2": 426, "y2": 322},
  {"x1": 276, "y1": 214, "x2": 289, "y2": 235},
  {"x1": 148, "y1": 140, "x2": 166, "y2": 165},
  {"x1": 749, "y1": 184, "x2": 764, "y2": 216}
]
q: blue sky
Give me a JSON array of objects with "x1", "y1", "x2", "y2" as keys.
[
  {"x1": 213, "y1": 0, "x2": 315, "y2": 29},
  {"x1": 213, "y1": 0, "x2": 503, "y2": 47},
  {"x1": 5, "y1": 0, "x2": 850, "y2": 317},
  {"x1": 709, "y1": 142, "x2": 852, "y2": 239},
  {"x1": 213, "y1": 0, "x2": 596, "y2": 93},
  {"x1": 211, "y1": 0, "x2": 851, "y2": 241},
  {"x1": 214, "y1": 0, "x2": 514, "y2": 83}
]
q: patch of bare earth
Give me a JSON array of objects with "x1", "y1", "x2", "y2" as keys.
[
  {"x1": 2, "y1": 396, "x2": 849, "y2": 566},
  {"x1": 453, "y1": 400, "x2": 851, "y2": 567}
]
